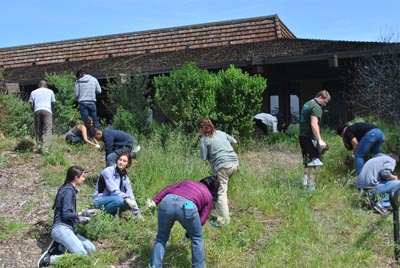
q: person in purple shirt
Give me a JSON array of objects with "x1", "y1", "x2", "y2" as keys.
[{"x1": 147, "y1": 176, "x2": 220, "y2": 268}]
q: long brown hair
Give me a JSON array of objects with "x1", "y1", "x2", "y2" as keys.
[
  {"x1": 196, "y1": 118, "x2": 215, "y2": 137},
  {"x1": 52, "y1": 166, "x2": 84, "y2": 209}
]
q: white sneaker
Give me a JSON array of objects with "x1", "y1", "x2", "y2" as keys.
[{"x1": 307, "y1": 158, "x2": 323, "y2": 167}]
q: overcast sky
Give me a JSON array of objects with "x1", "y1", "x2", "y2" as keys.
[{"x1": 1, "y1": 0, "x2": 399, "y2": 48}]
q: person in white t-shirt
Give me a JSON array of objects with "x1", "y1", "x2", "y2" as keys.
[
  {"x1": 253, "y1": 113, "x2": 278, "y2": 134},
  {"x1": 29, "y1": 80, "x2": 56, "y2": 153}
]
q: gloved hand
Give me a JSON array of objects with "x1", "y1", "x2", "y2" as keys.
[
  {"x1": 95, "y1": 144, "x2": 101, "y2": 149},
  {"x1": 77, "y1": 216, "x2": 90, "y2": 225},
  {"x1": 81, "y1": 209, "x2": 100, "y2": 217},
  {"x1": 125, "y1": 198, "x2": 138, "y2": 209},
  {"x1": 146, "y1": 199, "x2": 156, "y2": 208},
  {"x1": 318, "y1": 140, "x2": 326, "y2": 149}
]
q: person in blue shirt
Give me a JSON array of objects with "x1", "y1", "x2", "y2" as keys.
[{"x1": 94, "y1": 128, "x2": 140, "y2": 166}]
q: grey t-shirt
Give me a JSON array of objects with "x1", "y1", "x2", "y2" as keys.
[
  {"x1": 356, "y1": 153, "x2": 396, "y2": 189},
  {"x1": 200, "y1": 130, "x2": 238, "y2": 173}
]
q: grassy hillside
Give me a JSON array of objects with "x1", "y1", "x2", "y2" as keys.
[{"x1": 0, "y1": 129, "x2": 398, "y2": 268}]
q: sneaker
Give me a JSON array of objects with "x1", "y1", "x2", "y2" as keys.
[
  {"x1": 373, "y1": 203, "x2": 391, "y2": 215},
  {"x1": 307, "y1": 158, "x2": 323, "y2": 167},
  {"x1": 38, "y1": 240, "x2": 54, "y2": 267}
]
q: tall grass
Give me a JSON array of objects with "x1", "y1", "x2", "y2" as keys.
[{"x1": 3, "y1": 126, "x2": 399, "y2": 267}]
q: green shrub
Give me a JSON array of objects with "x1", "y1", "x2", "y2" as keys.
[
  {"x1": 0, "y1": 93, "x2": 33, "y2": 137},
  {"x1": 154, "y1": 63, "x2": 266, "y2": 140},
  {"x1": 106, "y1": 72, "x2": 151, "y2": 135}
]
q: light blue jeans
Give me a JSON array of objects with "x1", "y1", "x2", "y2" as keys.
[
  {"x1": 79, "y1": 101, "x2": 99, "y2": 128},
  {"x1": 373, "y1": 180, "x2": 400, "y2": 207},
  {"x1": 355, "y1": 128, "x2": 385, "y2": 175},
  {"x1": 50, "y1": 224, "x2": 96, "y2": 263},
  {"x1": 149, "y1": 194, "x2": 204, "y2": 268},
  {"x1": 94, "y1": 195, "x2": 130, "y2": 215}
]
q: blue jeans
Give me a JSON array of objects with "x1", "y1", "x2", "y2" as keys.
[
  {"x1": 79, "y1": 101, "x2": 99, "y2": 128},
  {"x1": 355, "y1": 128, "x2": 385, "y2": 175},
  {"x1": 66, "y1": 135, "x2": 83, "y2": 145},
  {"x1": 149, "y1": 194, "x2": 204, "y2": 268},
  {"x1": 373, "y1": 180, "x2": 400, "y2": 207},
  {"x1": 50, "y1": 224, "x2": 95, "y2": 263},
  {"x1": 94, "y1": 195, "x2": 130, "y2": 215}
]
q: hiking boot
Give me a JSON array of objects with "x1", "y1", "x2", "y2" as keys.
[
  {"x1": 307, "y1": 158, "x2": 323, "y2": 167},
  {"x1": 373, "y1": 203, "x2": 391, "y2": 216}
]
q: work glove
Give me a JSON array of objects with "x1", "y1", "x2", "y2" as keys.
[
  {"x1": 81, "y1": 209, "x2": 100, "y2": 217},
  {"x1": 146, "y1": 199, "x2": 156, "y2": 208},
  {"x1": 95, "y1": 144, "x2": 101, "y2": 149},
  {"x1": 125, "y1": 198, "x2": 138, "y2": 209},
  {"x1": 318, "y1": 140, "x2": 326, "y2": 149},
  {"x1": 77, "y1": 216, "x2": 90, "y2": 225}
]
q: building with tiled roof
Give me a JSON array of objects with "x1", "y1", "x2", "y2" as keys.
[{"x1": 1, "y1": 14, "x2": 399, "y2": 126}]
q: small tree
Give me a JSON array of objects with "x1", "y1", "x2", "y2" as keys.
[
  {"x1": 153, "y1": 63, "x2": 218, "y2": 133},
  {"x1": 154, "y1": 63, "x2": 266, "y2": 140},
  {"x1": 214, "y1": 65, "x2": 265, "y2": 138},
  {"x1": 45, "y1": 72, "x2": 77, "y2": 133},
  {"x1": 106, "y1": 72, "x2": 151, "y2": 135}
]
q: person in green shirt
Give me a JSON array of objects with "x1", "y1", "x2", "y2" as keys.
[{"x1": 299, "y1": 90, "x2": 330, "y2": 191}]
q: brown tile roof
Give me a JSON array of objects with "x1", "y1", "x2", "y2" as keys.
[
  {"x1": 4, "y1": 38, "x2": 399, "y2": 83},
  {"x1": 0, "y1": 15, "x2": 295, "y2": 69}
]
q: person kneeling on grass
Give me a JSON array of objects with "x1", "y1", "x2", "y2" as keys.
[
  {"x1": 65, "y1": 116, "x2": 100, "y2": 148},
  {"x1": 147, "y1": 176, "x2": 220, "y2": 268},
  {"x1": 38, "y1": 166, "x2": 96, "y2": 267},
  {"x1": 356, "y1": 153, "x2": 400, "y2": 215},
  {"x1": 92, "y1": 151, "x2": 142, "y2": 218}
]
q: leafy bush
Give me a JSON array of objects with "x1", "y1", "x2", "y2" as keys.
[
  {"x1": 45, "y1": 72, "x2": 78, "y2": 133},
  {"x1": 154, "y1": 63, "x2": 266, "y2": 140},
  {"x1": 154, "y1": 63, "x2": 218, "y2": 132},
  {"x1": 106, "y1": 72, "x2": 151, "y2": 135},
  {"x1": 0, "y1": 93, "x2": 33, "y2": 137}
]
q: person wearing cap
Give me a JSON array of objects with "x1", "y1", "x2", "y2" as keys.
[
  {"x1": 75, "y1": 70, "x2": 102, "y2": 128},
  {"x1": 336, "y1": 122, "x2": 385, "y2": 175},
  {"x1": 299, "y1": 90, "x2": 330, "y2": 191}
]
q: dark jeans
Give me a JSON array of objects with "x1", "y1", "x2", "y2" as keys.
[{"x1": 79, "y1": 101, "x2": 99, "y2": 128}]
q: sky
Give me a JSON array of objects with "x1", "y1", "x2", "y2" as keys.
[{"x1": 1, "y1": 0, "x2": 399, "y2": 49}]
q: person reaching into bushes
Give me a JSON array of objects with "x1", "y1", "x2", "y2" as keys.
[
  {"x1": 336, "y1": 122, "x2": 385, "y2": 176},
  {"x1": 92, "y1": 151, "x2": 142, "y2": 218},
  {"x1": 94, "y1": 128, "x2": 141, "y2": 166},
  {"x1": 356, "y1": 153, "x2": 399, "y2": 215},
  {"x1": 147, "y1": 176, "x2": 220, "y2": 268},
  {"x1": 65, "y1": 116, "x2": 100, "y2": 148},
  {"x1": 38, "y1": 166, "x2": 96, "y2": 267},
  {"x1": 197, "y1": 118, "x2": 239, "y2": 226}
]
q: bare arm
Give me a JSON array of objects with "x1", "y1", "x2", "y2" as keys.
[
  {"x1": 351, "y1": 138, "x2": 358, "y2": 153},
  {"x1": 78, "y1": 125, "x2": 97, "y2": 147},
  {"x1": 310, "y1": 116, "x2": 322, "y2": 141}
]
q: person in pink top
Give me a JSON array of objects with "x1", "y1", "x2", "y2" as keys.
[{"x1": 147, "y1": 176, "x2": 220, "y2": 268}]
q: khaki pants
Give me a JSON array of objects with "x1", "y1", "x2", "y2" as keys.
[
  {"x1": 215, "y1": 162, "x2": 238, "y2": 225},
  {"x1": 34, "y1": 110, "x2": 53, "y2": 149}
]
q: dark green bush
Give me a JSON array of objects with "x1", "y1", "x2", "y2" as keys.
[{"x1": 0, "y1": 93, "x2": 33, "y2": 137}]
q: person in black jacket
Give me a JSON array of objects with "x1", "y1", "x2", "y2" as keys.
[
  {"x1": 337, "y1": 122, "x2": 385, "y2": 175},
  {"x1": 38, "y1": 166, "x2": 96, "y2": 267}
]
